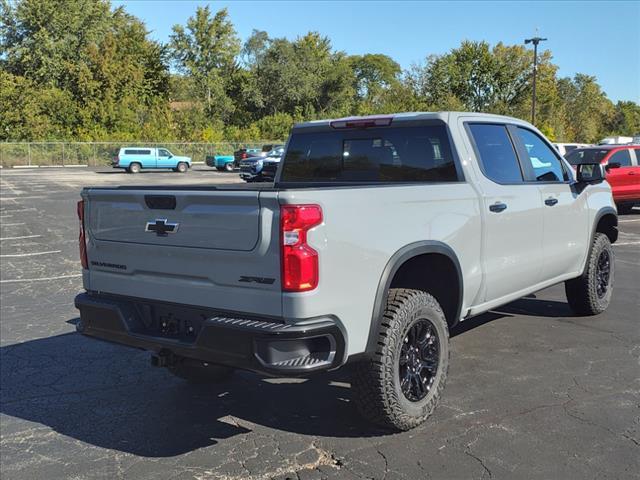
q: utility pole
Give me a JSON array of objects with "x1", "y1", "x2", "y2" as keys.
[{"x1": 524, "y1": 36, "x2": 547, "y2": 126}]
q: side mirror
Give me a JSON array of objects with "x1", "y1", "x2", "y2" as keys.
[
  {"x1": 576, "y1": 163, "x2": 605, "y2": 184},
  {"x1": 605, "y1": 162, "x2": 620, "y2": 171}
]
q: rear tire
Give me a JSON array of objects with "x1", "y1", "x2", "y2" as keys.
[
  {"x1": 351, "y1": 289, "x2": 449, "y2": 431},
  {"x1": 224, "y1": 162, "x2": 234, "y2": 172},
  {"x1": 565, "y1": 233, "x2": 614, "y2": 315},
  {"x1": 176, "y1": 162, "x2": 188, "y2": 173},
  {"x1": 168, "y1": 357, "x2": 234, "y2": 384},
  {"x1": 128, "y1": 162, "x2": 141, "y2": 174}
]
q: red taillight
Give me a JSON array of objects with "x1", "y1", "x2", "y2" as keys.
[
  {"x1": 77, "y1": 200, "x2": 88, "y2": 269},
  {"x1": 241, "y1": 152, "x2": 248, "y2": 159},
  {"x1": 280, "y1": 204, "x2": 322, "y2": 292}
]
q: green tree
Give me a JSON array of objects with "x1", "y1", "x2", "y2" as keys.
[
  {"x1": 2, "y1": 0, "x2": 637, "y2": 145},
  {"x1": 1, "y1": 0, "x2": 169, "y2": 141},
  {"x1": 559, "y1": 74, "x2": 614, "y2": 143},
  {"x1": 249, "y1": 33, "x2": 355, "y2": 119},
  {"x1": 348, "y1": 53, "x2": 400, "y2": 113},
  {"x1": 241, "y1": 29, "x2": 270, "y2": 67},
  {"x1": 169, "y1": 6, "x2": 240, "y2": 120},
  {"x1": 607, "y1": 101, "x2": 640, "y2": 135}
]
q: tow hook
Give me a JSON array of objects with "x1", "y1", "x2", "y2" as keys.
[{"x1": 151, "y1": 349, "x2": 177, "y2": 368}]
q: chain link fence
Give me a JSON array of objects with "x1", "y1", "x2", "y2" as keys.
[{"x1": 0, "y1": 142, "x2": 281, "y2": 168}]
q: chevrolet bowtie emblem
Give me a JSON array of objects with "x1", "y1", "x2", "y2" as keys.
[{"x1": 145, "y1": 219, "x2": 179, "y2": 236}]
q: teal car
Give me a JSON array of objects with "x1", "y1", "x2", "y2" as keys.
[
  {"x1": 205, "y1": 154, "x2": 235, "y2": 172},
  {"x1": 113, "y1": 147, "x2": 191, "y2": 173}
]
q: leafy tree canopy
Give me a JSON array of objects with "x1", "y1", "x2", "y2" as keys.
[{"x1": 1, "y1": 0, "x2": 637, "y2": 143}]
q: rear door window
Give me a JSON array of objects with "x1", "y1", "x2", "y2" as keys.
[
  {"x1": 280, "y1": 125, "x2": 460, "y2": 183},
  {"x1": 467, "y1": 124, "x2": 523, "y2": 183},
  {"x1": 609, "y1": 149, "x2": 632, "y2": 167},
  {"x1": 515, "y1": 127, "x2": 568, "y2": 182}
]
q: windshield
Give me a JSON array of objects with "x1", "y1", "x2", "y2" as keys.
[{"x1": 565, "y1": 149, "x2": 609, "y2": 165}]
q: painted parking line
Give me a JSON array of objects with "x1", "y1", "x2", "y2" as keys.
[
  {"x1": 0, "y1": 208, "x2": 36, "y2": 213},
  {"x1": 613, "y1": 241, "x2": 640, "y2": 246},
  {"x1": 0, "y1": 223, "x2": 25, "y2": 227},
  {"x1": 0, "y1": 234, "x2": 41, "y2": 241},
  {"x1": 618, "y1": 218, "x2": 640, "y2": 223},
  {"x1": 0, "y1": 273, "x2": 81, "y2": 284},
  {"x1": 1, "y1": 191, "x2": 71, "y2": 199},
  {"x1": 0, "y1": 196, "x2": 50, "y2": 201},
  {"x1": 0, "y1": 250, "x2": 61, "y2": 258}
]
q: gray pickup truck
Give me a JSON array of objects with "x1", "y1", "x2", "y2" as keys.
[{"x1": 75, "y1": 112, "x2": 618, "y2": 430}]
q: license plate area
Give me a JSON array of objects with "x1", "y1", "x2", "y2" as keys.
[{"x1": 128, "y1": 302, "x2": 209, "y2": 343}]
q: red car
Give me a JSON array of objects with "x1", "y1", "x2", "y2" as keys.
[{"x1": 566, "y1": 145, "x2": 640, "y2": 214}]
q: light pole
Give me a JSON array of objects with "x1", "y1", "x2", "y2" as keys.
[{"x1": 524, "y1": 36, "x2": 547, "y2": 126}]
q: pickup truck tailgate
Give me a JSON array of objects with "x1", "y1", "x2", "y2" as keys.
[{"x1": 82, "y1": 189, "x2": 282, "y2": 316}]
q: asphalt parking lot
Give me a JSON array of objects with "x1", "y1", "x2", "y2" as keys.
[{"x1": 1, "y1": 166, "x2": 639, "y2": 480}]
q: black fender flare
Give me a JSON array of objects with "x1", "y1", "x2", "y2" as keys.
[
  {"x1": 581, "y1": 207, "x2": 618, "y2": 273},
  {"x1": 364, "y1": 241, "x2": 464, "y2": 353},
  {"x1": 592, "y1": 206, "x2": 618, "y2": 242}
]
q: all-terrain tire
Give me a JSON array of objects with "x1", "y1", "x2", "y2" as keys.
[
  {"x1": 565, "y1": 233, "x2": 614, "y2": 315},
  {"x1": 168, "y1": 357, "x2": 234, "y2": 384},
  {"x1": 351, "y1": 288, "x2": 450, "y2": 431},
  {"x1": 128, "y1": 162, "x2": 141, "y2": 174}
]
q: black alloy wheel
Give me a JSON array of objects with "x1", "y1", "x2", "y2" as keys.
[{"x1": 399, "y1": 319, "x2": 440, "y2": 402}]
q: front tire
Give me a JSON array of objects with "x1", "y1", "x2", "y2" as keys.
[
  {"x1": 224, "y1": 162, "x2": 234, "y2": 172},
  {"x1": 565, "y1": 233, "x2": 614, "y2": 315},
  {"x1": 168, "y1": 357, "x2": 234, "y2": 384},
  {"x1": 351, "y1": 289, "x2": 449, "y2": 431},
  {"x1": 176, "y1": 162, "x2": 188, "y2": 173}
]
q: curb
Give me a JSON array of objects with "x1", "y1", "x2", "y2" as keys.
[
  {"x1": 46, "y1": 165, "x2": 89, "y2": 168},
  {"x1": 10, "y1": 164, "x2": 89, "y2": 169}
]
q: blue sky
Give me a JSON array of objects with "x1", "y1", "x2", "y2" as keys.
[{"x1": 113, "y1": 0, "x2": 640, "y2": 103}]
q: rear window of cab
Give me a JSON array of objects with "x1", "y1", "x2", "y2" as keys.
[{"x1": 280, "y1": 125, "x2": 460, "y2": 183}]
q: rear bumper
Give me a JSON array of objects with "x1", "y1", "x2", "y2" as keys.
[{"x1": 74, "y1": 292, "x2": 347, "y2": 376}]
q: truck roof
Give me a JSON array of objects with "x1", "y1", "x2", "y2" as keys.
[
  {"x1": 292, "y1": 111, "x2": 533, "y2": 131},
  {"x1": 577, "y1": 144, "x2": 638, "y2": 151}
]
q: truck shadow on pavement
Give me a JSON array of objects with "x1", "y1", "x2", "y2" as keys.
[
  {"x1": 0, "y1": 328, "x2": 380, "y2": 457},
  {"x1": 0, "y1": 296, "x2": 572, "y2": 457}
]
